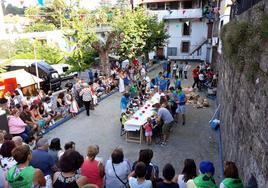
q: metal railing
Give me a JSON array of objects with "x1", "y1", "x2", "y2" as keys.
[{"x1": 231, "y1": 0, "x2": 263, "y2": 17}]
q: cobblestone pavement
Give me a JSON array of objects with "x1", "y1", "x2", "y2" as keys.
[{"x1": 45, "y1": 63, "x2": 221, "y2": 181}]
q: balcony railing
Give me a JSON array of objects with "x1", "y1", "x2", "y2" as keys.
[
  {"x1": 231, "y1": 0, "x2": 262, "y2": 17},
  {"x1": 149, "y1": 8, "x2": 203, "y2": 20}
]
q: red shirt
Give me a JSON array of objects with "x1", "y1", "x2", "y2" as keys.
[
  {"x1": 81, "y1": 159, "x2": 103, "y2": 187},
  {"x1": 143, "y1": 123, "x2": 153, "y2": 132},
  {"x1": 192, "y1": 68, "x2": 200, "y2": 78},
  {"x1": 132, "y1": 59, "x2": 139, "y2": 66}
]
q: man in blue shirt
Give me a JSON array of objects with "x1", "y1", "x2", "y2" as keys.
[
  {"x1": 88, "y1": 69, "x2": 94, "y2": 82},
  {"x1": 155, "y1": 72, "x2": 163, "y2": 86},
  {"x1": 30, "y1": 138, "x2": 57, "y2": 177},
  {"x1": 159, "y1": 76, "x2": 167, "y2": 92},
  {"x1": 175, "y1": 87, "x2": 186, "y2": 125},
  {"x1": 120, "y1": 93, "x2": 130, "y2": 113},
  {"x1": 174, "y1": 75, "x2": 181, "y2": 89}
]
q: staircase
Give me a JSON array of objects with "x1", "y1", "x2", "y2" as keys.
[{"x1": 189, "y1": 38, "x2": 208, "y2": 55}]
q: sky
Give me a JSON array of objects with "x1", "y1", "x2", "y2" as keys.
[{"x1": 5, "y1": 0, "x2": 119, "y2": 10}]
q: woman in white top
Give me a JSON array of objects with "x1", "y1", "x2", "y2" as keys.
[
  {"x1": 119, "y1": 72, "x2": 125, "y2": 93},
  {"x1": 105, "y1": 148, "x2": 131, "y2": 188},
  {"x1": 174, "y1": 159, "x2": 197, "y2": 188}
]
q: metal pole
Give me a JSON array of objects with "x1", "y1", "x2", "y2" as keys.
[{"x1": 33, "y1": 41, "x2": 40, "y2": 89}]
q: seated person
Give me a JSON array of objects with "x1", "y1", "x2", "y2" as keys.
[
  {"x1": 43, "y1": 97, "x2": 59, "y2": 121},
  {"x1": 8, "y1": 109, "x2": 31, "y2": 142},
  {"x1": 30, "y1": 104, "x2": 48, "y2": 129},
  {"x1": 20, "y1": 105, "x2": 40, "y2": 135}
]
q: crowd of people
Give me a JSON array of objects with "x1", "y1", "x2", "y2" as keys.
[
  {"x1": 0, "y1": 133, "x2": 244, "y2": 188},
  {"x1": 119, "y1": 60, "x2": 218, "y2": 146},
  {"x1": 0, "y1": 59, "x2": 225, "y2": 188}
]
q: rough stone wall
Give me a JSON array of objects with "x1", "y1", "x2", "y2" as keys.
[{"x1": 217, "y1": 1, "x2": 268, "y2": 187}]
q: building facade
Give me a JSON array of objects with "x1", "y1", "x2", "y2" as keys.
[{"x1": 138, "y1": 0, "x2": 217, "y2": 62}]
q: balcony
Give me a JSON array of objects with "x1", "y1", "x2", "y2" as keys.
[{"x1": 149, "y1": 8, "x2": 203, "y2": 21}]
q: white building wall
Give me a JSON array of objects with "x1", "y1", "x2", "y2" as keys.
[
  {"x1": 218, "y1": 0, "x2": 232, "y2": 54},
  {"x1": 164, "y1": 19, "x2": 208, "y2": 60}
]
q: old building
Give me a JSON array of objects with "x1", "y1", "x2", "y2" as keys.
[{"x1": 138, "y1": 0, "x2": 218, "y2": 62}]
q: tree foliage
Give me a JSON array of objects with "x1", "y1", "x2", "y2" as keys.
[{"x1": 11, "y1": 39, "x2": 64, "y2": 65}]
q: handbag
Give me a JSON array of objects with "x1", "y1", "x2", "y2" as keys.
[{"x1": 112, "y1": 163, "x2": 129, "y2": 188}]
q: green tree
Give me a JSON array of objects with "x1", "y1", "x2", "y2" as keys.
[
  {"x1": 143, "y1": 18, "x2": 169, "y2": 62},
  {"x1": 24, "y1": 22, "x2": 56, "y2": 32},
  {"x1": 11, "y1": 39, "x2": 64, "y2": 65},
  {"x1": 112, "y1": 8, "x2": 150, "y2": 61}
]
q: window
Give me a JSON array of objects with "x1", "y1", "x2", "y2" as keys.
[
  {"x1": 165, "y1": 3, "x2": 170, "y2": 10},
  {"x1": 182, "y1": 22, "x2": 191, "y2": 36},
  {"x1": 167, "y1": 47, "x2": 177, "y2": 56},
  {"x1": 181, "y1": 42, "x2": 190, "y2": 53},
  {"x1": 183, "y1": 1, "x2": 192, "y2": 9},
  {"x1": 50, "y1": 73, "x2": 60, "y2": 79},
  {"x1": 170, "y1": 2, "x2": 179, "y2": 9},
  {"x1": 157, "y1": 2, "x2": 165, "y2": 10}
]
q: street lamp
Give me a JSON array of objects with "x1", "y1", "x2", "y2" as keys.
[{"x1": 32, "y1": 39, "x2": 40, "y2": 89}]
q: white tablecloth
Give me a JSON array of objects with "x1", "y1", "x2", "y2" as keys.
[{"x1": 124, "y1": 93, "x2": 161, "y2": 131}]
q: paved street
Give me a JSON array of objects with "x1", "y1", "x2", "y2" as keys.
[{"x1": 45, "y1": 64, "x2": 221, "y2": 180}]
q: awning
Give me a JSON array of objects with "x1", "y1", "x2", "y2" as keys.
[{"x1": 0, "y1": 69, "x2": 43, "y2": 88}]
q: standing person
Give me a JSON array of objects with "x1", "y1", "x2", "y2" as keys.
[
  {"x1": 159, "y1": 75, "x2": 167, "y2": 92},
  {"x1": 220, "y1": 161, "x2": 243, "y2": 188},
  {"x1": 198, "y1": 71, "x2": 205, "y2": 91},
  {"x1": 70, "y1": 95, "x2": 79, "y2": 118},
  {"x1": 15, "y1": 84, "x2": 24, "y2": 98},
  {"x1": 186, "y1": 161, "x2": 217, "y2": 188},
  {"x1": 172, "y1": 62, "x2": 178, "y2": 78},
  {"x1": 156, "y1": 164, "x2": 179, "y2": 188},
  {"x1": 183, "y1": 62, "x2": 190, "y2": 79},
  {"x1": 119, "y1": 72, "x2": 125, "y2": 93},
  {"x1": 140, "y1": 65, "x2": 146, "y2": 78},
  {"x1": 88, "y1": 69, "x2": 94, "y2": 82},
  {"x1": 165, "y1": 72, "x2": 172, "y2": 90},
  {"x1": 166, "y1": 61, "x2": 171, "y2": 74},
  {"x1": 80, "y1": 83, "x2": 92, "y2": 116},
  {"x1": 6, "y1": 145, "x2": 46, "y2": 188},
  {"x1": 120, "y1": 93, "x2": 130, "y2": 113},
  {"x1": 174, "y1": 159, "x2": 197, "y2": 188},
  {"x1": 155, "y1": 103, "x2": 174, "y2": 146},
  {"x1": 105, "y1": 148, "x2": 131, "y2": 188},
  {"x1": 81, "y1": 145, "x2": 105, "y2": 188},
  {"x1": 178, "y1": 62, "x2": 184, "y2": 79},
  {"x1": 143, "y1": 118, "x2": 153, "y2": 145},
  {"x1": 192, "y1": 66, "x2": 200, "y2": 89},
  {"x1": 175, "y1": 87, "x2": 186, "y2": 125},
  {"x1": 174, "y1": 76, "x2": 181, "y2": 89},
  {"x1": 128, "y1": 162, "x2": 153, "y2": 188}
]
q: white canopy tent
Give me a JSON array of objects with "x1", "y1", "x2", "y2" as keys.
[{"x1": 0, "y1": 69, "x2": 43, "y2": 88}]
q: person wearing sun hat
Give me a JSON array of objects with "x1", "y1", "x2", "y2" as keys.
[{"x1": 186, "y1": 161, "x2": 217, "y2": 188}]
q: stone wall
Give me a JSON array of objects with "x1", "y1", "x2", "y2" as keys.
[{"x1": 217, "y1": 1, "x2": 268, "y2": 187}]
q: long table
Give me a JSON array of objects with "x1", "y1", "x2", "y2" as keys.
[{"x1": 124, "y1": 93, "x2": 161, "y2": 143}]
